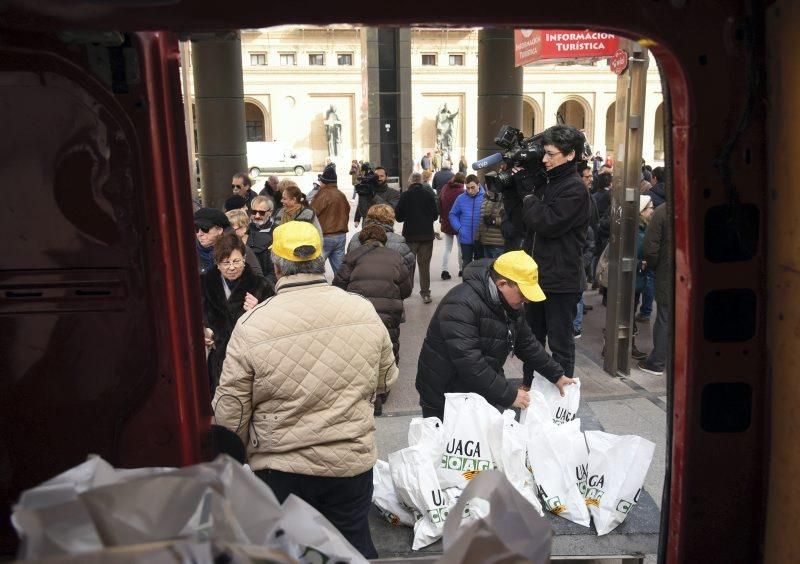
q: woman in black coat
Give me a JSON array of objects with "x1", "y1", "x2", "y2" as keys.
[
  {"x1": 202, "y1": 232, "x2": 274, "y2": 393},
  {"x1": 333, "y1": 224, "x2": 412, "y2": 415}
]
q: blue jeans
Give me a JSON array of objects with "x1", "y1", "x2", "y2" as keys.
[
  {"x1": 483, "y1": 245, "x2": 504, "y2": 259},
  {"x1": 460, "y1": 242, "x2": 484, "y2": 269},
  {"x1": 322, "y1": 233, "x2": 346, "y2": 275},
  {"x1": 640, "y1": 269, "x2": 655, "y2": 316},
  {"x1": 573, "y1": 295, "x2": 584, "y2": 331}
]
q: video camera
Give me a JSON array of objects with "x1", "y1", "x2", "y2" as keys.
[
  {"x1": 354, "y1": 162, "x2": 380, "y2": 197},
  {"x1": 474, "y1": 124, "x2": 590, "y2": 196}
]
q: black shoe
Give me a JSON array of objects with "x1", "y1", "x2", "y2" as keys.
[
  {"x1": 458, "y1": 271, "x2": 463, "y2": 277},
  {"x1": 573, "y1": 329, "x2": 582, "y2": 339},
  {"x1": 631, "y1": 346, "x2": 648, "y2": 361},
  {"x1": 637, "y1": 360, "x2": 664, "y2": 375},
  {"x1": 635, "y1": 313, "x2": 651, "y2": 323},
  {"x1": 441, "y1": 271, "x2": 451, "y2": 280},
  {"x1": 583, "y1": 304, "x2": 594, "y2": 311},
  {"x1": 422, "y1": 294, "x2": 432, "y2": 304}
]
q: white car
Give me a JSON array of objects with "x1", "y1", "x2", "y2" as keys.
[{"x1": 246, "y1": 141, "x2": 311, "y2": 177}]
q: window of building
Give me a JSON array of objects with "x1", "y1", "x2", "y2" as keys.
[
  {"x1": 279, "y1": 53, "x2": 296, "y2": 66},
  {"x1": 308, "y1": 53, "x2": 325, "y2": 66},
  {"x1": 245, "y1": 102, "x2": 266, "y2": 142},
  {"x1": 250, "y1": 53, "x2": 267, "y2": 66},
  {"x1": 422, "y1": 53, "x2": 437, "y2": 66},
  {"x1": 448, "y1": 54, "x2": 464, "y2": 66},
  {"x1": 337, "y1": 53, "x2": 354, "y2": 66}
]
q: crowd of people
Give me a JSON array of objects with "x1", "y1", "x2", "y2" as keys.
[{"x1": 195, "y1": 124, "x2": 670, "y2": 556}]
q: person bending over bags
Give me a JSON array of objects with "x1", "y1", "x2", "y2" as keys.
[{"x1": 415, "y1": 251, "x2": 575, "y2": 421}]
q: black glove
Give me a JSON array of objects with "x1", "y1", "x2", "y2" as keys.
[{"x1": 483, "y1": 215, "x2": 496, "y2": 227}]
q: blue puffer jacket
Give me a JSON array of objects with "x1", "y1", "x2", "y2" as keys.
[{"x1": 449, "y1": 187, "x2": 485, "y2": 245}]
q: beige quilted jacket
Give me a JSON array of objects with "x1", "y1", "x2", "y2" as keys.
[{"x1": 212, "y1": 273, "x2": 398, "y2": 477}]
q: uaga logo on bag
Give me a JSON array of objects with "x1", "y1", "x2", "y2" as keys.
[
  {"x1": 584, "y1": 473, "x2": 606, "y2": 507},
  {"x1": 575, "y1": 463, "x2": 588, "y2": 495},
  {"x1": 537, "y1": 484, "x2": 567, "y2": 515},
  {"x1": 615, "y1": 487, "x2": 643, "y2": 514},
  {"x1": 441, "y1": 439, "x2": 492, "y2": 477},
  {"x1": 427, "y1": 489, "x2": 450, "y2": 524},
  {"x1": 554, "y1": 406, "x2": 577, "y2": 425}
]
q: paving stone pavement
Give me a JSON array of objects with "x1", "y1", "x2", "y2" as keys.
[{"x1": 325, "y1": 190, "x2": 667, "y2": 562}]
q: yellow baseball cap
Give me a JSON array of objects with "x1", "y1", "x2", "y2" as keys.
[
  {"x1": 492, "y1": 251, "x2": 547, "y2": 302},
  {"x1": 270, "y1": 221, "x2": 322, "y2": 261}
]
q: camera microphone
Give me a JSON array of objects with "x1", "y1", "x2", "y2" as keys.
[{"x1": 471, "y1": 152, "x2": 504, "y2": 171}]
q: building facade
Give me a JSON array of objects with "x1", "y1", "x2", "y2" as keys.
[{"x1": 188, "y1": 27, "x2": 664, "y2": 174}]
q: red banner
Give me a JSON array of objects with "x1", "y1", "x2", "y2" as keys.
[{"x1": 515, "y1": 29, "x2": 620, "y2": 67}]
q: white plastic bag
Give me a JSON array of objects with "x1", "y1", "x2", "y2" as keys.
[
  {"x1": 408, "y1": 416, "x2": 445, "y2": 450},
  {"x1": 518, "y1": 389, "x2": 556, "y2": 434},
  {"x1": 372, "y1": 460, "x2": 415, "y2": 527},
  {"x1": 388, "y1": 446, "x2": 454, "y2": 550},
  {"x1": 439, "y1": 393, "x2": 503, "y2": 489},
  {"x1": 268, "y1": 494, "x2": 369, "y2": 563},
  {"x1": 495, "y1": 410, "x2": 543, "y2": 516},
  {"x1": 531, "y1": 375, "x2": 581, "y2": 425},
  {"x1": 584, "y1": 431, "x2": 656, "y2": 535},
  {"x1": 440, "y1": 471, "x2": 552, "y2": 564},
  {"x1": 527, "y1": 419, "x2": 590, "y2": 527}
]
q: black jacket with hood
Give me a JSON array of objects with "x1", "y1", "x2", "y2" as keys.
[
  {"x1": 415, "y1": 259, "x2": 564, "y2": 414},
  {"x1": 521, "y1": 161, "x2": 591, "y2": 293}
]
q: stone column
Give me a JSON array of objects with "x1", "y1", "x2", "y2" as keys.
[
  {"x1": 190, "y1": 32, "x2": 248, "y2": 209},
  {"x1": 361, "y1": 28, "x2": 413, "y2": 188},
  {"x1": 477, "y1": 30, "x2": 523, "y2": 159}
]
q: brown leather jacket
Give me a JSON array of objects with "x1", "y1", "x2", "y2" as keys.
[{"x1": 311, "y1": 184, "x2": 350, "y2": 235}]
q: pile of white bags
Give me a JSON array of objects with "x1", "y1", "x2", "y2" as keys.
[
  {"x1": 12, "y1": 454, "x2": 369, "y2": 563},
  {"x1": 374, "y1": 388, "x2": 656, "y2": 548}
]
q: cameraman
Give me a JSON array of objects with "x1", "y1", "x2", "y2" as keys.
[
  {"x1": 354, "y1": 166, "x2": 400, "y2": 228},
  {"x1": 519, "y1": 125, "x2": 591, "y2": 386}
]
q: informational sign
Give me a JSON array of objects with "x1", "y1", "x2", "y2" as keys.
[
  {"x1": 514, "y1": 29, "x2": 620, "y2": 67},
  {"x1": 610, "y1": 49, "x2": 629, "y2": 75}
]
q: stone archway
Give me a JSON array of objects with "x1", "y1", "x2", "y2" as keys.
[
  {"x1": 654, "y1": 102, "x2": 665, "y2": 162},
  {"x1": 244, "y1": 99, "x2": 273, "y2": 142},
  {"x1": 244, "y1": 101, "x2": 267, "y2": 142},
  {"x1": 556, "y1": 95, "x2": 592, "y2": 147},
  {"x1": 605, "y1": 101, "x2": 616, "y2": 158},
  {"x1": 522, "y1": 97, "x2": 543, "y2": 137}
]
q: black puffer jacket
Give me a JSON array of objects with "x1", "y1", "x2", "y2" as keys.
[
  {"x1": 201, "y1": 265, "x2": 274, "y2": 392},
  {"x1": 332, "y1": 242, "x2": 412, "y2": 360},
  {"x1": 522, "y1": 161, "x2": 590, "y2": 293},
  {"x1": 415, "y1": 259, "x2": 564, "y2": 414},
  {"x1": 246, "y1": 219, "x2": 277, "y2": 285}
]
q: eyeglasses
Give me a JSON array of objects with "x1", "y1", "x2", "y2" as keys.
[
  {"x1": 251, "y1": 209, "x2": 269, "y2": 217},
  {"x1": 219, "y1": 258, "x2": 245, "y2": 268},
  {"x1": 231, "y1": 184, "x2": 244, "y2": 190},
  {"x1": 543, "y1": 151, "x2": 562, "y2": 159},
  {"x1": 195, "y1": 224, "x2": 210, "y2": 233}
]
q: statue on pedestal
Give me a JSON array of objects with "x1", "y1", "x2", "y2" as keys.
[
  {"x1": 324, "y1": 105, "x2": 342, "y2": 157},
  {"x1": 435, "y1": 103, "x2": 459, "y2": 155}
]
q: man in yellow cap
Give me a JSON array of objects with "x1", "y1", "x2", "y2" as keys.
[
  {"x1": 212, "y1": 220, "x2": 397, "y2": 558},
  {"x1": 416, "y1": 250, "x2": 575, "y2": 420}
]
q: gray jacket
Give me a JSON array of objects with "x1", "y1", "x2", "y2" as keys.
[
  {"x1": 642, "y1": 203, "x2": 671, "y2": 305},
  {"x1": 348, "y1": 221, "x2": 416, "y2": 276}
]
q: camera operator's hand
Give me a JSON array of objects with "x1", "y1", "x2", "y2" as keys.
[
  {"x1": 512, "y1": 388, "x2": 531, "y2": 409},
  {"x1": 555, "y1": 375, "x2": 577, "y2": 397}
]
